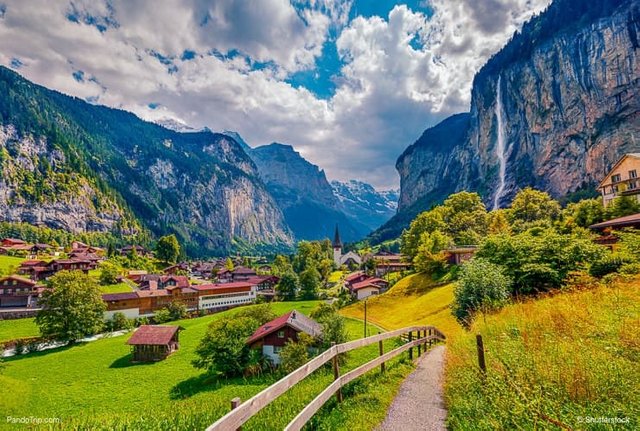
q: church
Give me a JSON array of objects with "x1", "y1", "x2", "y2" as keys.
[{"x1": 332, "y1": 225, "x2": 362, "y2": 268}]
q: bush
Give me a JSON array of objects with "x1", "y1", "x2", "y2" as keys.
[
  {"x1": 153, "y1": 309, "x2": 172, "y2": 324},
  {"x1": 279, "y1": 333, "x2": 313, "y2": 374},
  {"x1": 619, "y1": 262, "x2": 640, "y2": 275},
  {"x1": 453, "y1": 259, "x2": 512, "y2": 325},
  {"x1": 589, "y1": 253, "x2": 632, "y2": 278},
  {"x1": 235, "y1": 304, "x2": 276, "y2": 325},
  {"x1": 134, "y1": 316, "x2": 149, "y2": 327},
  {"x1": 98, "y1": 261, "x2": 121, "y2": 285},
  {"x1": 108, "y1": 312, "x2": 133, "y2": 331}
]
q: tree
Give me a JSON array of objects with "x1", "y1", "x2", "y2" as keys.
[
  {"x1": 605, "y1": 195, "x2": 640, "y2": 220},
  {"x1": 98, "y1": 261, "x2": 120, "y2": 285},
  {"x1": 299, "y1": 267, "x2": 321, "y2": 300},
  {"x1": 276, "y1": 271, "x2": 298, "y2": 301},
  {"x1": 192, "y1": 316, "x2": 262, "y2": 377},
  {"x1": 107, "y1": 312, "x2": 133, "y2": 332},
  {"x1": 271, "y1": 255, "x2": 292, "y2": 277},
  {"x1": 487, "y1": 209, "x2": 512, "y2": 234},
  {"x1": 319, "y1": 313, "x2": 347, "y2": 349},
  {"x1": 154, "y1": 301, "x2": 188, "y2": 323},
  {"x1": 279, "y1": 333, "x2": 313, "y2": 374},
  {"x1": 413, "y1": 231, "x2": 452, "y2": 274},
  {"x1": 563, "y1": 199, "x2": 604, "y2": 228},
  {"x1": 225, "y1": 258, "x2": 235, "y2": 271},
  {"x1": 235, "y1": 304, "x2": 276, "y2": 325},
  {"x1": 155, "y1": 234, "x2": 180, "y2": 264},
  {"x1": 35, "y1": 271, "x2": 106, "y2": 343},
  {"x1": 509, "y1": 188, "x2": 561, "y2": 224},
  {"x1": 453, "y1": 259, "x2": 511, "y2": 324}
]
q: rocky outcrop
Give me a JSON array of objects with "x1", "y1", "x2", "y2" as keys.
[
  {"x1": 0, "y1": 125, "x2": 127, "y2": 233},
  {"x1": 331, "y1": 180, "x2": 399, "y2": 231},
  {"x1": 248, "y1": 143, "x2": 370, "y2": 241},
  {"x1": 380, "y1": 0, "x2": 640, "y2": 242}
]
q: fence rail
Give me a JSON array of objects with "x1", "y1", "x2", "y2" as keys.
[{"x1": 206, "y1": 325, "x2": 446, "y2": 431}]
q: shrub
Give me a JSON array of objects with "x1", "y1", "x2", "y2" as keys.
[
  {"x1": 235, "y1": 304, "x2": 276, "y2": 325},
  {"x1": 98, "y1": 261, "x2": 120, "y2": 285},
  {"x1": 589, "y1": 253, "x2": 632, "y2": 278},
  {"x1": 109, "y1": 312, "x2": 133, "y2": 331},
  {"x1": 453, "y1": 259, "x2": 512, "y2": 325},
  {"x1": 153, "y1": 309, "x2": 172, "y2": 324},
  {"x1": 619, "y1": 262, "x2": 640, "y2": 275},
  {"x1": 279, "y1": 333, "x2": 313, "y2": 374}
]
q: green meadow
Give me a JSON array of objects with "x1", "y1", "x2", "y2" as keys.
[
  {"x1": 0, "y1": 318, "x2": 38, "y2": 344},
  {"x1": 0, "y1": 300, "x2": 416, "y2": 430}
]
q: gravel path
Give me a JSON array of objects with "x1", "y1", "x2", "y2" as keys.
[{"x1": 377, "y1": 345, "x2": 447, "y2": 431}]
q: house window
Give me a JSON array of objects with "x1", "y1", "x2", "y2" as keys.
[
  {"x1": 630, "y1": 181, "x2": 637, "y2": 190},
  {"x1": 274, "y1": 346, "x2": 283, "y2": 354},
  {"x1": 612, "y1": 174, "x2": 621, "y2": 183},
  {"x1": 630, "y1": 170, "x2": 637, "y2": 179},
  {"x1": 277, "y1": 330, "x2": 285, "y2": 338},
  {"x1": 613, "y1": 185, "x2": 619, "y2": 193}
]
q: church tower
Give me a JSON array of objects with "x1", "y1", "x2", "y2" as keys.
[{"x1": 332, "y1": 224, "x2": 342, "y2": 266}]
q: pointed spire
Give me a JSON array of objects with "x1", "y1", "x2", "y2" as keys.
[{"x1": 333, "y1": 224, "x2": 342, "y2": 249}]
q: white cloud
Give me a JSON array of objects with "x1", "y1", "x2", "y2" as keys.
[{"x1": 0, "y1": 0, "x2": 549, "y2": 189}]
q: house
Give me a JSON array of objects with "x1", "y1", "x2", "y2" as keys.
[
  {"x1": 192, "y1": 282, "x2": 256, "y2": 311},
  {"x1": 103, "y1": 292, "x2": 141, "y2": 319},
  {"x1": 163, "y1": 262, "x2": 190, "y2": 275},
  {"x1": 191, "y1": 261, "x2": 218, "y2": 279},
  {"x1": 68, "y1": 251, "x2": 103, "y2": 264},
  {"x1": 589, "y1": 213, "x2": 640, "y2": 248},
  {"x1": 597, "y1": 153, "x2": 640, "y2": 206},
  {"x1": 246, "y1": 310, "x2": 322, "y2": 365},
  {"x1": 348, "y1": 277, "x2": 389, "y2": 300},
  {"x1": 372, "y1": 253, "x2": 412, "y2": 276},
  {"x1": 1, "y1": 238, "x2": 27, "y2": 248},
  {"x1": 445, "y1": 246, "x2": 478, "y2": 265},
  {"x1": 70, "y1": 241, "x2": 105, "y2": 254},
  {"x1": 344, "y1": 271, "x2": 369, "y2": 286},
  {"x1": 126, "y1": 325, "x2": 181, "y2": 362},
  {"x1": 18, "y1": 258, "x2": 95, "y2": 281},
  {"x1": 216, "y1": 266, "x2": 257, "y2": 283},
  {"x1": 119, "y1": 245, "x2": 147, "y2": 256},
  {"x1": 0, "y1": 276, "x2": 44, "y2": 308},
  {"x1": 137, "y1": 275, "x2": 190, "y2": 291}
]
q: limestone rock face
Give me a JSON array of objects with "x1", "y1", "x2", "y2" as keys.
[{"x1": 382, "y1": 0, "x2": 640, "y2": 242}]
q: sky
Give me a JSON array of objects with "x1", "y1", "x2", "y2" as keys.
[{"x1": 0, "y1": 0, "x2": 551, "y2": 189}]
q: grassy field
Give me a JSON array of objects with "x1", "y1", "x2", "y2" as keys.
[
  {"x1": 0, "y1": 300, "x2": 415, "y2": 430},
  {"x1": 0, "y1": 256, "x2": 25, "y2": 276},
  {"x1": 99, "y1": 282, "x2": 133, "y2": 294},
  {"x1": 445, "y1": 280, "x2": 640, "y2": 430},
  {"x1": 341, "y1": 273, "x2": 462, "y2": 337},
  {"x1": 0, "y1": 318, "x2": 39, "y2": 344}
]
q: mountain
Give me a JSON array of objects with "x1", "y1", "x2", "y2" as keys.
[
  {"x1": 372, "y1": 0, "x2": 640, "y2": 243},
  {"x1": 247, "y1": 143, "x2": 370, "y2": 242},
  {"x1": 0, "y1": 66, "x2": 293, "y2": 256},
  {"x1": 330, "y1": 180, "x2": 399, "y2": 231}
]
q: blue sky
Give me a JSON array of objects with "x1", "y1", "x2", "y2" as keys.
[{"x1": 0, "y1": 0, "x2": 550, "y2": 189}]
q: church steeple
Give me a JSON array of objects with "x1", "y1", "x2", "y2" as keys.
[{"x1": 332, "y1": 224, "x2": 342, "y2": 249}]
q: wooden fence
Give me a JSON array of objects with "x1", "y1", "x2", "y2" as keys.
[{"x1": 207, "y1": 325, "x2": 446, "y2": 431}]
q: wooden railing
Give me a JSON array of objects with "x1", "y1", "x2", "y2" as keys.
[{"x1": 206, "y1": 325, "x2": 446, "y2": 431}]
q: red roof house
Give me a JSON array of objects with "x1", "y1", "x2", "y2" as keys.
[{"x1": 247, "y1": 310, "x2": 322, "y2": 365}]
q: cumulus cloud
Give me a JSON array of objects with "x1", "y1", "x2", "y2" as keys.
[{"x1": 0, "y1": 0, "x2": 549, "y2": 189}]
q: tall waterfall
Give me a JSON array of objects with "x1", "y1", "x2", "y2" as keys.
[{"x1": 493, "y1": 75, "x2": 507, "y2": 210}]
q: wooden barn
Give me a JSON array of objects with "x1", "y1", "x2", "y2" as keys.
[{"x1": 126, "y1": 325, "x2": 181, "y2": 362}]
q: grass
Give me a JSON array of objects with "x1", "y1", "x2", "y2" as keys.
[
  {"x1": 0, "y1": 318, "x2": 38, "y2": 344},
  {"x1": 99, "y1": 282, "x2": 133, "y2": 294},
  {"x1": 0, "y1": 256, "x2": 25, "y2": 276},
  {"x1": 341, "y1": 273, "x2": 462, "y2": 337},
  {"x1": 0, "y1": 300, "x2": 416, "y2": 430},
  {"x1": 444, "y1": 279, "x2": 640, "y2": 430}
]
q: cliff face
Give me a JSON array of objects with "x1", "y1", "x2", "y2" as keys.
[
  {"x1": 331, "y1": 180, "x2": 398, "y2": 231},
  {"x1": 0, "y1": 66, "x2": 293, "y2": 255},
  {"x1": 471, "y1": 0, "x2": 640, "y2": 207},
  {"x1": 249, "y1": 143, "x2": 370, "y2": 241},
  {"x1": 379, "y1": 0, "x2": 640, "y2": 242}
]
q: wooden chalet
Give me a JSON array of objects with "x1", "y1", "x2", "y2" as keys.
[
  {"x1": 1, "y1": 238, "x2": 27, "y2": 247},
  {"x1": 126, "y1": 325, "x2": 181, "y2": 362},
  {"x1": 0, "y1": 276, "x2": 44, "y2": 308},
  {"x1": 247, "y1": 310, "x2": 322, "y2": 365},
  {"x1": 445, "y1": 246, "x2": 477, "y2": 265},
  {"x1": 348, "y1": 277, "x2": 389, "y2": 300}
]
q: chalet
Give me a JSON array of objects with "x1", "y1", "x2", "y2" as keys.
[
  {"x1": 126, "y1": 270, "x2": 148, "y2": 282},
  {"x1": 246, "y1": 310, "x2": 322, "y2": 365},
  {"x1": 597, "y1": 153, "x2": 640, "y2": 206},
  {"x1": 68, "y1": 251, "x2": 103, "y2": 264},
  {"x1": 29, "y1": 243, "x2": 53, "y2": 256},
  {"x1": 70, "y1": 241, "x2": 105, "y2": 254},
  {"x1": 372, "y1": 253, "x2": 412, "y2": 277},
  {"x1": 344, "y1": 271, "x2": 369, "y2": 286},
  {"x1": 191, "y1": 261, "x2": 218, "y2": 279},
  {"x1": 1, "y1": 238, "x2": 26, "y2": 247},
  {"x1": 348, "y1": 277, "x2": 389, "y2": 300},
  {"x1": 136, "y1": 286, "x2": 198, "y2": 315},
  {"x1": 0, "y1": 276, "x2": 44, "y2": 308},
  {"x1": 163, "y1": 262, "x2": 190, "y2": 275},
  {"x1": 138, "y1": 275, "x2": 190, "y2": 291},
  {"x1": 216, "y1": 266, "x2": 257, "y2": 283},
  {"x1": 445, "y1": 246, "x2": 478, "y2": 265},
  {"x1": 126, "y1": 325, "x2": 180, "y2": 362},
  {"x1": 103, "y1": 292, "x2": 141, "y2": 319},
  {"x1": 257, "y1": 264, "x2": 272, "y2": 274},
  {"x1": 119, "y1": 245, "x2": 147, "y2": 256},
  {"x1": 18, "y1": 258, "x2": 94, "y2": 281}
]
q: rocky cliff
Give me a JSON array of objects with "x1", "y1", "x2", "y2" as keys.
[
  {"x1": 375, "y1": 0, "x2": 640, "y2": 243},
  {"x1": 331, "y1": 180, "x2": 399, "y2": 231},
  {"x1": 0, "y1": 66, "x2": 293, "y2": 256},
  {"x1": 248, "y1": 143, "x2": 370, "y2": 242}
]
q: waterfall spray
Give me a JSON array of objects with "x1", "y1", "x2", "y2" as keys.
[{"x1": 493, "y1": 75, "x2": 507, "y2": 210}]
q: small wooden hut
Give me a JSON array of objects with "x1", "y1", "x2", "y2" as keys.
[{"x1": 126, "y1": 325, "x2": 181, "y2": 362}]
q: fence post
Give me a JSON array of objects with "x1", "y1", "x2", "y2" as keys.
[
  {"x1": 476, "y1": 334, "x2": 486, "y2": 377},
  {"x1": 417, "y1": 330, "x2": 422, "y2": 357},
  {"x1": 378, "y1": 331, "x2": 385, "y2": 373},
  {"x1": 230, "y1": 397, "x2": 242, "y2": 431},
  {"x1": 408, "y1": 331, "x2": 413, "y2": 360},
  {"x1": 332, "y1": 342, "x2": 343, "y2": 403}
]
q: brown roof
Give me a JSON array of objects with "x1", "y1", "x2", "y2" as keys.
[
  {"x1": 127, "y1": 325, "x2": 179, "y2": 345},
  {"x1": 0, "y1": 275, "x2": 39, "y2": 287},
  {"x1": 247, "y1": 310, "x2": 322, "y2": 345},
  {"x1": 192, "y1": 282, "x2": 252, "y2": 294},
  {"x1": 350, "y1": 277, "x2": 389, "y2": 291},
  {"x1": 590, "y1": 212, "x2": 640, "y2": 230},
  {"x1": 344, "y1": 271, "x2": 366, "y2": 282},
  {"x1": 102, "y1": 292, "x2": 139, "y2": 301}
]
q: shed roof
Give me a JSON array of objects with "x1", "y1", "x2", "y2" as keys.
[
  {"x1": 127, "y1": 325, "x2": 179, "y2": 345},
  {"x1": 590, "y1": 212, "x2": 640, "y2": 230}
]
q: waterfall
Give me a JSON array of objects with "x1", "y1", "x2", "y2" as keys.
[{"x1": 493, "y1": 75, "x2": 507, "y2": 210}]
